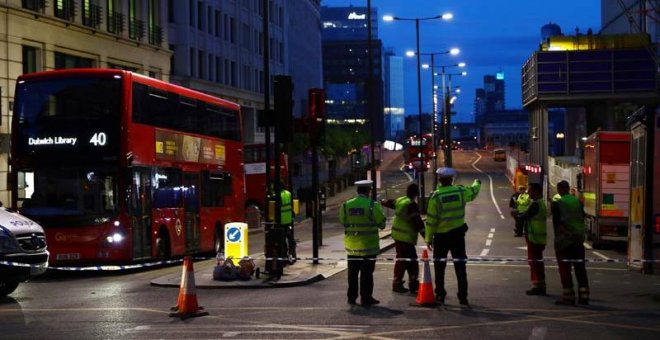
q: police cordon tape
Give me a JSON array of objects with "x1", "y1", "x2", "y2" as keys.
[{"x1": 3, "y1": 256, "x2": 660, "y2": 272}]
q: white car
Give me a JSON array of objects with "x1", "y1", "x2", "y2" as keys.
[{"x1": 0, "y1": 207, "x2": 49, "y2": 297}]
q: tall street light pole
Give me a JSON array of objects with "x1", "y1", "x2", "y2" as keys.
[
  {"x1": 437, "y1": 63, "x2": 466, "y2": 167},
  {"x1": 383, "y1": 12, "x2": 453, "y2": 211},
  {"x1": 367, "y1": 0, "x2": 377, "y2": 199},
  {"x1": 419, "y1": 48, "x2": 460, "y2": 183}
]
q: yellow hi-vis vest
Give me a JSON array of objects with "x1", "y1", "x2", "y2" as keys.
[
  {"x1": 280, "y1": 189, "x2": 293, "y2": 224},
  {"x1": 391, "y1": 196, "x2": 418, "y2": 245},
  {"x1": 527, "y1": 199, "x2": 548, "y2": 245},
  {"x1": 339, "y1": 195, "x2": 386, "y2": 256},
  {"x1": 425, "y1": 180, "x2": 481, "y2": 244},
  {"x1": 516, "y1": 192, "x2": 532, "y2": 213},
  {"x1": 555, "y1": 194, "x2": 585, "y2": 249}
]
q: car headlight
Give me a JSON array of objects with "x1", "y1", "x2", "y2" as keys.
[{"x1": 0, "y1": 226, "x2": 21, "y2": 254}]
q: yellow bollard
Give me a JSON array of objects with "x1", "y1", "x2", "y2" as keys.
[{"x1": 293, "y1": 199, "x2": 299, "y2": 215}]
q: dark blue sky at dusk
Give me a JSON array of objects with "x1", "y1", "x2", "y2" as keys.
[{"x1": 320, "y1": 0, "x2": 602, "y2": 122}]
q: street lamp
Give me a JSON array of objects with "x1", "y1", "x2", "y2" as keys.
[
  {"x1": 384, "y1": 12, "x2": 453, "y2": 210},
  {"x1": 415, "y1": 48, "x2": 460, "y2": 182},
  {"x1": 424, "y1": 63, "x2": 466, "y2": 168},
  {"x1": 438, "y1": 64, "x2": 466, "y2": 167}
]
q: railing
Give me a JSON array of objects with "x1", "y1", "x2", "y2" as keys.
[
  {"x1": 107, "y1": 11, "x2": 124, "y2": 35},
  {"x1": 82, "y1": 3, "x2": 102, "y2": 28},
  {"x1": 148, "y1": 25, "x2": 163, "y2": 47},
  {"x1": 54, "y1": 0, "x2": 76, "y2": 21},
  {"x1": 129, "y1": 18, "x2": 145, "y2": 41},
  {"x1": 22, "y1": 0, "x2": 46, "y2": 13}
]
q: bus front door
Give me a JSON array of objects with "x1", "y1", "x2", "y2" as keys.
[
  {"x1": 129, "y1": 168, "x2": 153, "y2": 260},
  {"x1": 183, "y1": 173, "x2": 201, "y2": 252}
]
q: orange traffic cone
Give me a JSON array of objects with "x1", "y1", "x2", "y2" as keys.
[
  {"x1": 170, "y1": 256, "x2": 209, "y2": 319},
  {"x1": 412, "y1": 249, "x2": 436, "y2": 307}
]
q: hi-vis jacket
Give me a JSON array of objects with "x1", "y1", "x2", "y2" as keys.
[
  {"x1": 527, "y1": 199, "x2": 548, "y2": 245},
  {"x1": 339, "y1": 194, "x2": 386, "y2": 256},
  {"x1": 391, "y1": 196, "x2": 421, "y2": 245},
  {"x1": 425, "y1": 180, "x2": 481, "y2": 244},
  {"x1": 516, "y1": 192, "x2": 532, "y2": 213},
  {"x1": 552, "y1": 194, "x2": 585, "y2": 249},
  {"x1": 280, "y1": 189, "x2": 293, "y2": 225}
]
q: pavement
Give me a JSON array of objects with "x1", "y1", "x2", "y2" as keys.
[
  {"x1": 150, "y1": 227, "x2": 395, "y2": 288},
  {"x1": 150, "y1": 150, "x2": 404, "y2": 289}
]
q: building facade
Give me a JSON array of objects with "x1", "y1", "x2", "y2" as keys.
[
  {"x1": 383, "y1": 48, "x2": 405, "y2": 142},
  {"x1": 321, "y1": 5, "x2": 384, "y2": 142},
  {"x1": 601, "y1": 0, "x2": 659, "y2": 42},
  {"x1": 167, "y1": 0, "x2": 322, "y2": 145},
  {"x1": 0, "y1": 0, "x2": 171, "y2": 206}
]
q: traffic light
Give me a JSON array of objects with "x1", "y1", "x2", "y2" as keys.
[
  {"x1": 308, "y1": 88, "x2": 325, "y2": 145},
  {"x1": 274, "y1": 75, "x2": 293, "y2": 142}
]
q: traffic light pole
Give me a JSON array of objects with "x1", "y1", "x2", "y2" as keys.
[{"x1": 262, "y1": 0, "x2": 271, "y2": 218}]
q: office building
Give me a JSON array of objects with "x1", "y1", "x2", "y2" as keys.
[
  {"x1": 321, "y1": 5, "x2": 384, "y2": 142},
  {"x1": 383, "y1": 49, "x2": 405, "y2": 141}
]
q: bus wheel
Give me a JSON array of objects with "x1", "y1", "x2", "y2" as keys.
[
  {"x1": 214, "y1": 226, "x2": 224, "y2": 254},
  {"x1": 156, "y1": 230, "x2": 171, "y2": 260},
  {"x1": 0, "y1": 281, "x2": 19, "y2": 297}
]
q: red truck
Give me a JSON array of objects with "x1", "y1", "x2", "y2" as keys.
[{"x1": 582, "y1": 131, "x2": 631, "y2": 247}]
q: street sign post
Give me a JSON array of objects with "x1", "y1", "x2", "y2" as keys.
[{"x1": 225, "y1": 222, "x2": 248, "y2": 259}]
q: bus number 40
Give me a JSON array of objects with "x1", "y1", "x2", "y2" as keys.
[{"x1": 89, "y1": 132, "x2": 107, "y2": 146}]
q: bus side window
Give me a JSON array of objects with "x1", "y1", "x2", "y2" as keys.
[
  {"x1": 202, "y1": 172, "x2": 232, "y2": 207},
  {"x1": 153, "y1": 168, "x2": 182, "y2": 208}
]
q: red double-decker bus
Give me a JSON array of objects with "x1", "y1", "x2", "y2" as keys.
[
  {"x1": 243, "y1": 144, "x2": 288, "y2": 209},
  {"x1": 404, "y1": 135, "x2": 431, "y2": 171},
  {"x1": 11, "y1": 69, "x2": 245, "y2": 265}
]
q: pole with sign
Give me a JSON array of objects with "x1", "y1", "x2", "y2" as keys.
[{"x1": 225, "y1": 222, "x2": 248, "y2": 259}]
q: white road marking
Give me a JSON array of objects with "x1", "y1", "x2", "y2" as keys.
[
  {"x1": 583, "y1": 242, "x2": 593, "y2": 250},
  {"x1": 490, "y1": 228, "x2": 496, "y2": 233},
  {"x1": 471, "y1": 152, "x2": 505, "y2": 219},
  {"x1": 480, "y1": 248, "x2": 490, "y2": 256},
  {"x1": 488, "y1": 233, "x2": 494, "y2": 239},
  {"x1": 592, "y1": 251, "x2": 610, "y2": 260},
  {"x1": 485, "y1": 239, "x2": 492, "y2": 246},
  {"x1": 516, "y1": 246, "x2": 528, "y2": 251},
  {"x1": 529, "y1": 326, "x2": 548, "y2": 340}
]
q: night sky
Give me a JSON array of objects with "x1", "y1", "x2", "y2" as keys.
[{"x1": 320, "y1": 0, "x2": 602, "y2": 122}]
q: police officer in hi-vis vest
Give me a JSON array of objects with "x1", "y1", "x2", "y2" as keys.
[
  {"x1": 381, "y1": 183, "x2": 425, "y2": 294},
  {"x1": 426, "y1": 167, "x2": 481, "y2": 305},
  {"x1": 551, "y1": 180, "x2": 589, "y2": 305},
  {"x1": 510, "y1": 185, "x2": 530, "y2": 237},
  {"x1": 279, "y1": 187, "x2": 296, "y2": 262},
  {"x1": 339, "y1": 180, "x2": 386, "y2": 305},
  {"x1": 514, "y1": 183, "x2": 548, "y2": 296}
]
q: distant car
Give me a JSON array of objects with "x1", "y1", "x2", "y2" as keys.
[
  {"x1": 492, "y1": 148, "x2": 506, "y2": 162},
  {"x1": 0, "y1": 207, "x2": 49, "y2": 297}
]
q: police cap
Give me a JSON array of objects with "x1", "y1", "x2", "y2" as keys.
[
  {"x1": 355, "y1": 179, "x2": 373, "y2": 187},
  {"x1": 436, "y1": 167, "x2": 457, "y2": 178}
]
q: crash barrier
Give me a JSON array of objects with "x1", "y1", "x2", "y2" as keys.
[{"x1": 2, "y1": 256, "x2": 659, "y2": 272}]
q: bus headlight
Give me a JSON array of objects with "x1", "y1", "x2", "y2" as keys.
[{"x1": 106, "y1": 233, "x2": 124, "y2": 244}]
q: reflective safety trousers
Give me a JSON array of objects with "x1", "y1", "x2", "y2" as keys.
[
  {"x1": 280, "y1": 189, "x2": 293, "y2": 224},
  {"x1": 528, "y1": 199, "x2": 548, "y2": 245},
  {"x1": 339, "y1": 195, "x2": 386, "y2": 256},
  {"x1": 425, "y1": 180, "x2": 481, "y2": 244},
  {"x1": 391, "y1": 196, "x2": 418, "y2": 245}
]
